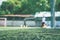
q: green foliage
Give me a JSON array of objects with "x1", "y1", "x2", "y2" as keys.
[
  {"x1": 0, "y1": 28, "x2": 60, "y2": 40},
  {"x1": 55, "y1": 0, "x2": 60, "y2": 11},
  {"x1": 0, "y1": 11, "x2": 5, "y2": 15},
  {"x1": 0, "y1": 0, "x2": 60, "y2": 15}
]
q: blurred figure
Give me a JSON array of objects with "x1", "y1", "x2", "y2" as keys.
[
  {"x1": 41, "y1": 22, "x2": 47, "y2": 28},
  {"x1": 41, "y1": 16, "x2": 51, "y2": 28},
  {"x1": 41, "y1": 16, "x2": 47, "y2": 28}
]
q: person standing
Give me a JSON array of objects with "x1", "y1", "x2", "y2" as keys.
[{"x1": 41, "y1": 16, "x2": 47, "y2": 28}]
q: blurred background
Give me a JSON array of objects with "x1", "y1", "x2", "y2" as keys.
[{"x1": 0, "y1": 0, "x2": 60, "y2": 27}]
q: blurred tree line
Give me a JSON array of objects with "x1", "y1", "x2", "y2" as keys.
[{"x1": 0, "y1": 0, "x2": 60, "y2": 15}]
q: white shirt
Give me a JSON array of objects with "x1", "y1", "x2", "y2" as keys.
[{"x1": 42, "y1": 17, "x2": 46, "y2": 22}]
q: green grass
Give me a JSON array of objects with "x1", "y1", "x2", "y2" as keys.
[{"x1": 0, "y1": 27, "x2": 60, "y2": 40}]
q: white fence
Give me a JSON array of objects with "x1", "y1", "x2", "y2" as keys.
[
  {"x1": 7, "y1": 21, "x2": 36, "y2": 27},
  {"x1": 6, "y1": 20, "x2": 60, "y2": 27}
]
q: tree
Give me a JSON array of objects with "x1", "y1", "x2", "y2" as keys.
[{"x1": 0, "y1": 0, "x2": 53, "y2": 15}]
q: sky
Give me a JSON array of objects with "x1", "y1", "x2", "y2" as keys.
[{"x1": 0, "y1": 0, "x2": 7, "y2": 5}]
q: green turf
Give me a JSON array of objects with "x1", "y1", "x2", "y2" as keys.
[{"x1": 0, "y1": 27, "x2": 60, "y2": 40}]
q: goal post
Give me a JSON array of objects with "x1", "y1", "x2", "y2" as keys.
[{"x1": 0, "y1": 18, "x2": 7, "y2": 27}]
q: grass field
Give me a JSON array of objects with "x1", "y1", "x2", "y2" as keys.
[{"x1": 0, "y1": 27, "x2": 60, "y2": 40}]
